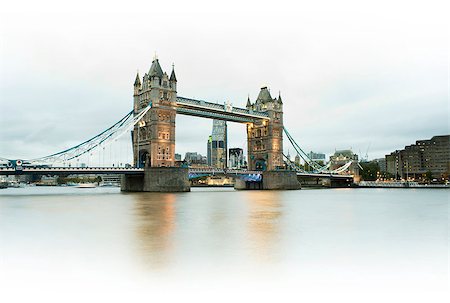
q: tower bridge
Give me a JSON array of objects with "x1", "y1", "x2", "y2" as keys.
[{"x1": 1, "y1": 57, "x2": 356, "y2": 191}]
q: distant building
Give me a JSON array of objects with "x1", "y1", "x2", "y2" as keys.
[
  {"x1": 329, "y1": 149, "x2": 360, "y2": 180},
  {"x1": 374, "y1": 158, "x2": 386, "y2": 173},
  {"x1": 184, "y1": 152, "x2": 207, "y2": 166},
  {"x1": 308, "y1": 151, "x2": 326, "y2": 162},
  {"x1": 229, "y1": 148, "x2": 244, "y2": 169},
  {"x1": 206, "y1": 135, "x2": 212, "y2": 166},
  {"x1": 285, "y1": 152, "x2": 292, "y2": 162},
  {"x1": 174, "y1": 153, "x2": 182, "y2": 161},
  {"x1": 294, "y1": 154, "x2": 301, "y2": 166},
  {"x1": 209, "y1": 120, "x2": 227, "y2": 168},
  {"x1": 101, "y1": 174, "x2": 121, "y2": 186},
  {"x1": 385, "y1": 135, "x2": 450, "y2": 180},
  {"x1": 39, "y1": 176, "x2": 58, "y2": 186}
]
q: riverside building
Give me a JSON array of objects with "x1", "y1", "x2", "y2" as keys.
[{"x1": 386, "y1": 135, "x2": 450, "y2": 180}]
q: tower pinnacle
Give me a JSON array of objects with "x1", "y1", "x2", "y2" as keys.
[
  {"x1": 278, "y1": 91, "x2": 283, "y2": 104},
  {"x1": 170, "y1": 63, "x2": 177, "y2": 82},
  {"x1": 134, "y1": 71, "x2": 141, "y2": 87},
  {"x1": 246, "y1": 95, "x2": 251, "y2": 107}
]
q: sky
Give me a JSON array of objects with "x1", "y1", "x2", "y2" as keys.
[{"x1": 0, "y1": 0, "x2": 448, "y2": 164}]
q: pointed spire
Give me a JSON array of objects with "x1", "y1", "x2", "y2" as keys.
[
  {"x1": 246, "y1": 94, "x2": 251, "y2": 107},
  {"x1": 149, "y1": 58, "x2": 163, "y2": 78},
  {"x1": 134, "y1": 71, "x2": 141, "y2": 87},
  {"x1": 278, "y1": 91, "x2": 283, "y2": 104},
  {"x1": 170, "y1": 63, "x2": 177, "y2": 82},
  {"x1": 256, "y1": 86, "x2": 273, "y2": 104}
]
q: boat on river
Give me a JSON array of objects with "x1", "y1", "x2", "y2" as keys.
[{"x1": 75, "y1": 183, "x2": 97, "y2": 188}]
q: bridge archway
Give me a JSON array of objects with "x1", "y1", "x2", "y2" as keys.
[
  {"x1": 255, "y1": 159, "x2": 267, "y2": 171},
  {"x1": 139, "y1": 150, "x2": 149, "y2": 168}
]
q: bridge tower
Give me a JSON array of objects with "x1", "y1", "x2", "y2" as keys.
[
  {"x1": 122, "y1": 58, "x2": 189, "y2": 192},
  {"x1": 132, "y1": 58, "x2": 177, "y2": 168},
  {"x1": 246, "y1": 87, "x2": 284, "y2": 171}
]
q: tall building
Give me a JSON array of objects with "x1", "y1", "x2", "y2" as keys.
[
  {"x1": 184, "y1": 152, "x2": 207, "y2": 166},
  {"x1": 209, "y1": 119, "x2": 227, "y2": 168},
  {"x1": 207, "y1": 135, "x2": 212, "y2": 166},
  {"x1": 386, "y1": 135, "x2": 450, "y2": 180},
  {"x1": 374, "y1": 158, "x2": 386, "y2": 172},
  {"x1": 229, "y1": 148, "x2": 244, "y2": 169}
]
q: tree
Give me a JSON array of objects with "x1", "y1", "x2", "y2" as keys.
[
  {"x1": 360, "y1": 161, "x2": 380, "y2": 181},
  {"x1": 424, "y1": 170, "x2": 433, "y2": 183}
]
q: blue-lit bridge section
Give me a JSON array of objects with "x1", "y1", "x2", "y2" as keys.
[{"x1": 176, "y1": 96, "x2": 269, "y2": 123}]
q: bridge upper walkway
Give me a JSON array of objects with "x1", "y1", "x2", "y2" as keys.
[{"x1": 176, "y1": 96, "x2": 269, "y2": 123}]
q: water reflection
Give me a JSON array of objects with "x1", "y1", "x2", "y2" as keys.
[
  {"x1": 132, "y1": 193, "x2": 176, "y2": 268},
  {"x1": 245, "y1": 191, "x2": 283, "y2": 263}
]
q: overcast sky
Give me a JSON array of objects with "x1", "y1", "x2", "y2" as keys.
[{"x1": 0, "y1": 0, "x2": 448, "y2": 163}]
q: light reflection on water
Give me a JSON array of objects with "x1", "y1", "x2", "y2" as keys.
[
  {"x1": 132, "y1": 192, "x2": 176, "y2": 268},
  {"x1": 245, "y1": 191, "x2": 282, "y2": 263},
  {"x1": 0, "y1": 187, "x2": 448, "y2": 299},
  {"x1": 130, "y1": 189, "x2": 286, "y2": 271}
]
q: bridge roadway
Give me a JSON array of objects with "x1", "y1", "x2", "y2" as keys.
[{"x1": 0, "y1": 166, "x2": 353, "y2": 179}]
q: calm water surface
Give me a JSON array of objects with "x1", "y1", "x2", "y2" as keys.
[{"x1": 0, "y1": 187, "x2": 448, "y2": 301}]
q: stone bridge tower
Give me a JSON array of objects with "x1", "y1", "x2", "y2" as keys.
[
  {"x1": 132, "y1": 58, "x2": 177, "y2": 168},
  {"x1": 246, "y1": 87, "x2": 284, "y2": 171},
  {"x1": 122, "y1": 57, "x2": 189, "y2": 192}
]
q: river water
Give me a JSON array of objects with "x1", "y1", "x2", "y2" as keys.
[{"x1": 0, "y1": 187, "x2": 448, "y2": 302}]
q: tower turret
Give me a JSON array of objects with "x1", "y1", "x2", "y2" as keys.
[
  {"x1": 169, "y1": 64, "x2": 177, "y2": 91},
  {"x1": 133, "y1": 72, "x2": 141, "y2": 96},
  {"x1": 277, "y1": 91, "x2": 283, "y2": 104}
]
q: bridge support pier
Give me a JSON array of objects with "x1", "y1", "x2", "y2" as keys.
[
  {"x1": 262, "y1": 170, "x2": 301, "y2": 190},
  {"x1": 234, "y1": 170, "x2": 301, "y2": 190},
  {"x1": 121, "y1": 167, "x2": 190, "y2": 192}
]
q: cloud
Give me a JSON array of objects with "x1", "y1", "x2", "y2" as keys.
[{"x1": 0, "y1": 2, "x2": 448, "y2": 162}]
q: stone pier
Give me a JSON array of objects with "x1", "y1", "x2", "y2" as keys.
[
  {"x1": 121, "y1": 167, "x2": 190, "y2": 192},
  {"x1": 234, "y1": 170, "x2": 301, "y2": 190},
  {"x1": 262, "y1": 170, "x2": 301, "y2": 190}
]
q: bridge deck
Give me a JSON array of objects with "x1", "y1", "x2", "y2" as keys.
[
  {"x1": 0, "y1": 167, "x2": 353, "y2": 179},
  {"x1": 0, "y1": 167, "x2": 145, "y2": 175},
  {"x1": 297, "y1": 172, "x2": 353, "y2": 179}
]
